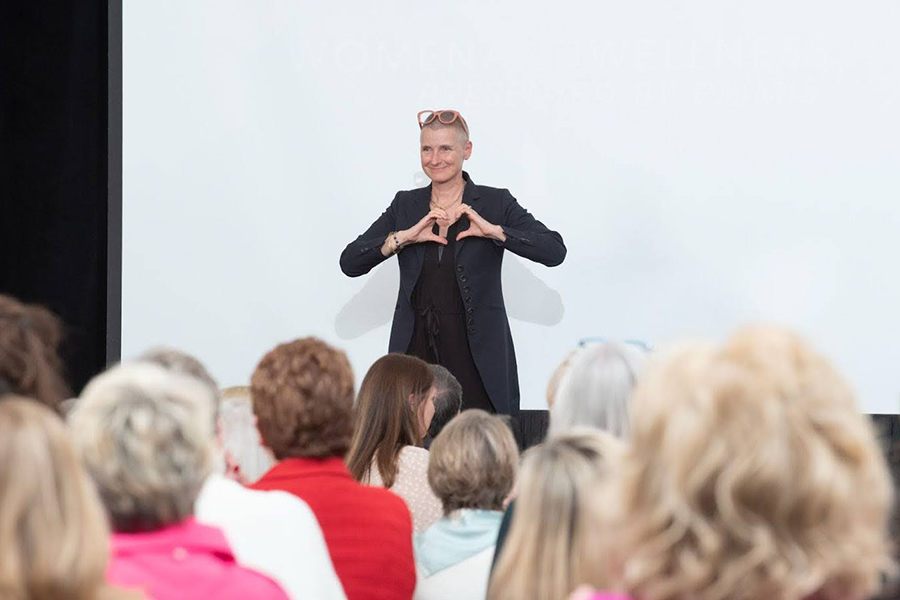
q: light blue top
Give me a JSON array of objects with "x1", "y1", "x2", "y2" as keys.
[{"x1": 414, "y1": 509, "x2": 504, "y2": 578}]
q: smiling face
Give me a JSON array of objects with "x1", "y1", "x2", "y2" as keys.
[{"x1": 420, "y1": 126, "x2": 472, "y2": 185}]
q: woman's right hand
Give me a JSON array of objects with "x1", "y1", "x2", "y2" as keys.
[{"x1": 398, "y1": 209, "x2": 449, "y2": 246}]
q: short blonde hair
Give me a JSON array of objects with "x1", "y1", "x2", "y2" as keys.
[
  {"x1": 70, "y1": 363, "x2": 217, "y2": 532},
  {"x1": 488, "y1": 430, "x2": 623, "y2": 600},
  {"x1": 428, "y1": 409, "x2": 518, "y2": 514},
  {"x1": 603, "y1": 327, "x2": 893, "y2": 600},
  {"x1": 0, "y1": 398, "x2": 128, "y2": 600}
]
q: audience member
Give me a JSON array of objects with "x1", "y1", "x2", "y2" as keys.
[
  {"x1": 548, "y1": 341, "x2": 646, "y2": 439},
  {"x1": 544, "y1": 349, "x2": 577, "y2": 408},
  {"x1": 0, "y1": 397, "x2": 138, "y2": 600},
  {"x1": 492, "y1": 341, "x2": 646, "y2": 568},
  {"x1": 424, "y1": 364, "x2": 462, "y2": 448},
  {"x1": 487, "y1": 430, "x2": 622, "y2": 600},
  {"x1": 218, "y1": 385, "x2": 276, "y2": 483},
  {"x1": 347, "y1": 353, "x2": 443, "y2": 532},
  {"x1": 581, "y1": 327, "x2": 894, "y2": 600},
  {"x1": 139, "y1": 348, "x2": 345, "y2": 600},
  {"x1": 250, "y1": 338, "x2": 416, "y2": 600},
  {"x1": 70, "y1": 363, "x2": 290, "y2": 600},
  {"x1": 0, "y1": 293, "x2": 71, "y2": 410},
  {"x1": 415, "y1": 410, "x2": 518, "y2": 600}
]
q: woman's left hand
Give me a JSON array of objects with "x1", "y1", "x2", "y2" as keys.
[{"x1": 455, "y1": 204, "x2": 507, "y2": 242}]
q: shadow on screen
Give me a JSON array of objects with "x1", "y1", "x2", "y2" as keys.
[{"x1": 335, "y1": 257, "x2": 564, "y2": 340}]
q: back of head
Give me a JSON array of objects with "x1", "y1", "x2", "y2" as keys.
[
  {"x1": 219, "y1": 386, "x2": 275, "y2": 484},
  {"x1": 346, "y1": 353, "x2": 434, "y2": 487},
  {"x1": 607, "y1": 326, "x2": 893, "y2": 600},
  {"x1": 426, "y1": 364, "x2": 462, "y2": 441},
  {"x1": 138, "y1": 346, "x2": 219, "y2": 397},
  {"x1": 251, "y1": 337, "x2": 355, "y2": 460},
  {"x1": 488, "y1": 430, "x2": 622, "y2": 600},
  {"x1": 549, "y1": 341, "x2": 646, "y2": 439},
  {"x1": 427, "y1": 409, "x2": 518, "y2": 515},
  {"x1": 0, "y1": 397, "x2": 111, "y2": 600},
  {"x1": 70, "y1": 362, "x2": 217, "y2": 532},
  {"x1": 0, "y1": 294, "x2": 71, "y2": 411}
]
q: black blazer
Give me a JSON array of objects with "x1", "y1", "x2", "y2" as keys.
[{"x1": 339, "y1": 173, "x2": 566, "y2": 415}]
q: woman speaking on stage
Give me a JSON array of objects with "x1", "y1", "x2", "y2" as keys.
[{"x1": 339, "y1": 110, "x2": 566, "y2": 415}]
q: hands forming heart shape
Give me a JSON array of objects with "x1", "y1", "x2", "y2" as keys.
[{"x1": 399, "y1": 204, "x2": 506, "y2": 248}]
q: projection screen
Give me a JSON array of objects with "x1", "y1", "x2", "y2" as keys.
[{"x1": 123, "y1": 0, "x2": 900, "y2": 413}]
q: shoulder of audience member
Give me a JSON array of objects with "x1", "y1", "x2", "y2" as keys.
[
  {"x1": 359, "y1": 484, "x2": 415, "y2": 524},
  {"x1": 398, "y1": 445, "x2": 430, "y2": 465},
  {"x1": 199, "y1": 476, "x2": 321, "y2": 527},
  {"x1": 226, "y1": 566, "x2": 293, "y2": 600}
]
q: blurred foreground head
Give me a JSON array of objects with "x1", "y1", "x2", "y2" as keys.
[
  {"x1": 0, "y1": 294, "x2": 71, "y2": 411},
  {"x1": 596, "y1": 326, "x2": 893, "y2": 600},
  {"x1": 0, "y1": 397, "x2": 130, "y2": 600},
  {"x1": 70, "y1": 363, "x2": 218, "y2": 532},
  {"x1": 488, "y1": 430, "x2": 623, "y2": 600}
]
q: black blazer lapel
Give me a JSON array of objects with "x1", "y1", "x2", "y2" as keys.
[
  {"x1": 413, "y1": 184, "x2": 431, "y2": 267},
  {"x1": 455, "y1": 172, "x2": 482, "y2": 260}
]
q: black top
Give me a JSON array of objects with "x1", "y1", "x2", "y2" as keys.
[
  {"x1": 491, "y1": 500, "x2": 516, "y2": 571},
  {"x1": 340, "y1": 172, "x2": 567, "y2": 415},
  {"x1": 407, "y1": 221, "x2": 494, "y2": 413}
]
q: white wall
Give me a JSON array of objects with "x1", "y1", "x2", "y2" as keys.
[{"x1": 124, "y1": 0, "x2": 900, "y2": 413}]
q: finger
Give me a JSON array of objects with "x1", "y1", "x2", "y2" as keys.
[
  {"x1": 430, "y1": 235, "x2": 448, "y2": 245},
  {"x1": 461, "y1": 205, "x2": 482, "y2": 223},
  {"x1": 456, "y1": 229, "x2": 477, "y2": 241}
]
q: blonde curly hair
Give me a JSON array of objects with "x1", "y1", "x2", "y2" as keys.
[{"x1": 600, "y1": 326, "x2": 893, "y2": 600}]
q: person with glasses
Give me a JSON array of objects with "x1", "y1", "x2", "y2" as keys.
[{"x1": 340, "y1": 110, "x2": 566, "y2": 416}]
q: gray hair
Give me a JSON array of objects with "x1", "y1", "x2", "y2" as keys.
[
  {"x1": 138, "y1": 347, "x2": 220, "y2": 420},
  {"x1": 427, "y1": 364, "x2": 463, "y2": 440},
  {"x1": 219, "y1": 387, "x2": 275, "y2": 484},
  {"x1": 548, "y1": 341, "x2": 647, "y2": 439},
  {"x1": 69, "y1": 363, "x2": 217, "y2": 532}
]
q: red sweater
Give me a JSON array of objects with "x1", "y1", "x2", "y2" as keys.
[{"x1": 251, "y1": 457, "x2": 415, "y2": 600}]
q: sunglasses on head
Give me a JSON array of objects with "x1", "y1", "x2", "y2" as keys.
[{"x1": 417, "y1": 110, "x2": 469, "y2": 136}]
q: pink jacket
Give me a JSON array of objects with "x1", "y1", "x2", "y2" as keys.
[{"x1": 109, "y1": 518, "x2": 290, "y2": 600}]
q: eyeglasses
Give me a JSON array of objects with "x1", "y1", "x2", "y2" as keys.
[
  {"x1": 577, "y1": 337, "x2": 654, "y2": 353},
  {"x1": 417, "y1": 110, "x2": 469, "y2": 136}
]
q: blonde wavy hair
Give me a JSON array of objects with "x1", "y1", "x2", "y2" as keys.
[
  {"x1": 596, "y1": 326, "x2": 893, "y2": 600},
  {"x1": 487, "y1": 429, "x2": 623, "y2": 600},
  {"x1": 0, "y1": 397, "x2": 134, "y2": 600}
]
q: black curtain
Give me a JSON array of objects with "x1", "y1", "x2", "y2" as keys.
[{"x1": 0, "y1": 1, "x2": 109, "y2": 394}]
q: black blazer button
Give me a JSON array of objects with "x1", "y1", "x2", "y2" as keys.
[
  {"x1": 457, "y1": 265, "x2": 464, "y2": 272},
  {"x1": 467, "y1": 318, "x2": 474, "y2": 325},
  {"x1": 467, "y1": 307, "x2": 474, "y2": 314},
  {"x1": 468, "y1": 328, "x2": 475, "y2": 334},
  {"x1": 465, "y1": 296, "x2": 472, "y2": 303},
  {"x1": 463, "y1": 286, "x2": 470, "y2": 293},
  {"x1": 460, "y1": 275, "x2": 467, "y2": 283}
]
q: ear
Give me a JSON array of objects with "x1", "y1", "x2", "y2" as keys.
[
  {"x1": 463, "y1": 140, "x2": 473, "y2": 160},
  {"x1": 224, "y1": 450, "x2": 247, "y2": 485}
]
